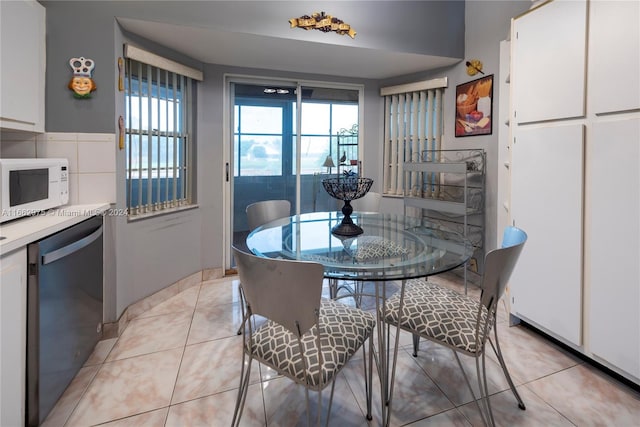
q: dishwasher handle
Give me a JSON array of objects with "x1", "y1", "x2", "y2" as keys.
[{"x1": 42, "y1": 225, "x2": 103, "y2": 265}]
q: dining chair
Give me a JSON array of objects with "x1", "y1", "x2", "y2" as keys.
[
  {"x1": 246, "y1": 199, "x2": 291, "y2": 231},
  {"x1": 236, "y1": 199, "x2": 292, "y2": 335},
  {"x1": 231, "y1": 247, "x2": 375, "y2": 426},
  {"x1": 381, "y1": 226, "x2": 527, "y2": 427}
]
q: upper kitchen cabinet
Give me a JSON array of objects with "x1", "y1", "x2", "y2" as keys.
[
  {"x1": 588, "y1": 0, "x2": 640, "y2": 115},
  {"x1": 511, "y1": 0, "x2": 587, "y2": 124},
  {"x1": 0, "y1": 0, "x2": 45, "y2": 133}
]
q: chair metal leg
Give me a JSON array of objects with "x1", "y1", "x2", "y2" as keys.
[
  {"x1": 454, "y1": 351, "x2": 492, "y2": 427},
  {"x1": 363, "y1": 336, "x2": 373, "y2": 420},
  {"x1": 236, "y1": 313, "x2": 246, "y2": 335},
  {"x1": 489, "y1": 324, "x2": 526, "y2": 410},
  {"x1": 480, "y1": 350, "x2": 496, "y2": 427},
  {"x1": 412, "y1": 333, "x2": 420, "y2": 357},
  {"x1": 323, "y1": 379, "x2": 336, "y2": 427},
  {"x1": 328, "y1": 278, "x2": 338, "y2": 299},
  {"x1": 231, "y1": 351, "x2": 253, "y2": 427},
  {"x1": 236, "y1": 284, "x2": 246, "y2": 335},
  {"x1": 386, "y1": 280, "x2": 407, "y2": 427}
]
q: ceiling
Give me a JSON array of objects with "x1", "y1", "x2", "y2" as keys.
[{"x1": 117, "y1": 17, "x2": 461, "y2": 80}]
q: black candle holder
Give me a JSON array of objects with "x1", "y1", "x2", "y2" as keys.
[{"x1": 322, "y1": 177, "x2": 373, "y2": 236}]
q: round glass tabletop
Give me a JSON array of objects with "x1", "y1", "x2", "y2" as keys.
[{"x1": 246, "y1": 212, "x2": 474, "y2": 282}]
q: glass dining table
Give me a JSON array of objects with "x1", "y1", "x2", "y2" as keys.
[{"x1": 246, "y1": 211, "x2": 473, "y2": 426}]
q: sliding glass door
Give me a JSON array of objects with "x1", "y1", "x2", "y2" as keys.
[{"x1": 229, "y1": 80, "x2": 361, "y2": 259}]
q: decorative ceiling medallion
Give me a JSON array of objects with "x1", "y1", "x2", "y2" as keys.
[{"x1": 289, "y1": 12, "x2": 356, "y2": 39}]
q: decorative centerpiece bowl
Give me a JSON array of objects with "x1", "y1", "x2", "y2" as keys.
[{"x1": 322, "y1": 176, "x2": 373, "y2": 236}]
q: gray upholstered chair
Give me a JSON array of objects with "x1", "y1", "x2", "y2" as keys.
[
  {"x1": 231, "y1": 247, "x2": 375, "y2": 426},
  {"x1": 381, "y1": 226, "x2": 527, "y2": 427},
  {"x1": 236, "y1": 199, "x2": 292, "y2": 335},
  {"x1": 246, "y1": 199, "x2": 291, "y2": 231}
]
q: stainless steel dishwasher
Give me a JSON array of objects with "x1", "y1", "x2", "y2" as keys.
[{"x1": 26, "y1": 215, "x2": 103, "y2": 426}]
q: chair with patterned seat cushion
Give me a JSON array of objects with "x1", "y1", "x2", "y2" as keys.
[
  {"x1": 381, "y1": 226, "x2": 527, "y2": 427},
  {"x1": 231, "y1": 246, "x2": 375, "y2": 427},
  {"x1": 235, "y1": 200, "x2": 292, "y2": 335}
]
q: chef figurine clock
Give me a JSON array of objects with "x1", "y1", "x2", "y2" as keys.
[{"x1": 68, "y1": 56, "x2": 97, "y2": 99}]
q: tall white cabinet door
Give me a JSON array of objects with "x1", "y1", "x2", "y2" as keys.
[
  {"x1": 510, "y1": 124, "x2": 584, "y2": 346},
  {"x1": 511, "y1": 0, "x2": 587, "y2": 124},
  {"x1": 588, "y1": 118, "x2": 640, "y2": 379},
  {"x1": 589, "y1": 0, "x2": 640, "y2": 114}
]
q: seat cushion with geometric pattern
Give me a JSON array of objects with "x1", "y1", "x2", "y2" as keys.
[
  {"x1": 248, "y1": 299, "x2": 376, "y2": 390},
  {"x1": 353, "y1": 236, "x2": 408, "y2": 262},
  {"x1": 381, "y1": 280, "x2": 492, "y2": 355}
]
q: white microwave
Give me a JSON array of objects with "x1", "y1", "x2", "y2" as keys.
[{"x1": 0, "y1": 158, "x2": 69, "y2": 223}]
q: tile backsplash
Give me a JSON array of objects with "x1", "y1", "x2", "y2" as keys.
[{"x1": 0, "y1": 131, "x2": 116, "y2": 205}]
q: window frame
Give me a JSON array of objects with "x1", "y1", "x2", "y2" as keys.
[
  {"x1": 233, "y1": 96, "x2": 358, "y2": 178},
  {"x1": 380, "y1": 78, "x2": 447, "y2": 196},
  {"x1": 124, "y1": 56, "x2": 197, "y2": 219}
]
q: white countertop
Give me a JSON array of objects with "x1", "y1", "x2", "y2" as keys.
[{"x1": 0, "y1": 203, "x2": 111, "y2": 256}]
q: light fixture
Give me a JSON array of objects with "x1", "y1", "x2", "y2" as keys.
[
  {"x1": 289, "y1": 12, "x2": 356, "y2": 39},
  {"x1": 263, "y1": 87, "x2": 290, "y2": 95},
  {"x1": 322, "y1": 155, "x2": 335, "y2": 173}
]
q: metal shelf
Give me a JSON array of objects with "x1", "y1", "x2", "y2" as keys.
[{"x1": 403, "y1": 149, "x2": 486, "y2": 288}]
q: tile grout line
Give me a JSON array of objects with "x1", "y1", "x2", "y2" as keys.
[{"x1": 163, "y1": 281, "x2": 204, "y2": 426}]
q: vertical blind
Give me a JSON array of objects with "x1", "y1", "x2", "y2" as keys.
[
  {"x1": 381, "y1": 78, "x2": 447, "y2": 196},
  {"x1": 123, "y1": 45, "x2": 202, "y2": 217}
]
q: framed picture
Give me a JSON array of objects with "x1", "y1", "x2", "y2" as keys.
[{"x1": 455, "y1": 74, "x2": 493, "y2": 137}]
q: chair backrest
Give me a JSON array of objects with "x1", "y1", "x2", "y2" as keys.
[
  {"x1": 501, "y1": 226, "x2": 527, "y2": 249},
  {"x1": 246, "y1": 200, "x2": 291, "y2": 231},
  {"x1": 232, "y1": 247, "x2": 324, "y2": 336},
  {"x1": 335, "y1": 191, "x2": 381, "y2": 212},
  {"x1": 480, "y1": 226, "x2": 527, "y2": 310}
]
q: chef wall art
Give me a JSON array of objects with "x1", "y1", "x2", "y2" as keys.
[
  {"x1": 455, "y1": 74, "x2": 493, "y2": 137},
  {"x1": 68, "y1": 56, "x2": 96, "y2": 99}
]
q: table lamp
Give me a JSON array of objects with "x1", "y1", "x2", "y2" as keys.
[{"x1": 322, "y1": 155, "x2": 335, "y2": 173}]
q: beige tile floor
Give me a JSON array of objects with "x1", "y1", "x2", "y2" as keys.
[{"x1": 43, "y1": 274, "x2": 640, "y2": 427}]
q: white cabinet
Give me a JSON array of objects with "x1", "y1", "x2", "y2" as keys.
[
  {"x1": 510, "y1": 124, "x2": 584, "y2": 346},
  {"x1": 0, "y1": 0, "x2": 46, "y2": 132},
  {"x1": 588, "y1": 0, "x2": 640, "y2": 114},
  {"x1": 509, "y1": 0, "x2": 640, "y2": 385},
  {"x1": 587, "y1": 118, "x2": 640, "y2": 379},
  {"x1": 511, "y1": 0, "x2": 587, "y2": 123},
  {"x1": 0, "y1": 247, "x2": 27, "y2": 427}
]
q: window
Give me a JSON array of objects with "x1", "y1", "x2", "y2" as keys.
[
  {"x1": 381, "y1": 78, "x2": 447, "y2": 196},
  {"x1": 234, "y1": 85, "x2": 358, "y2": 178},
  {"x1": 234, "y1": 102, "x2": 287, "y2": 177},
  {"x1": 123, "y1": 45, "x2": 202, "y2": 217},
  {"x1": 295, "y1": 101, "x2": 358, "y2": 175}
]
